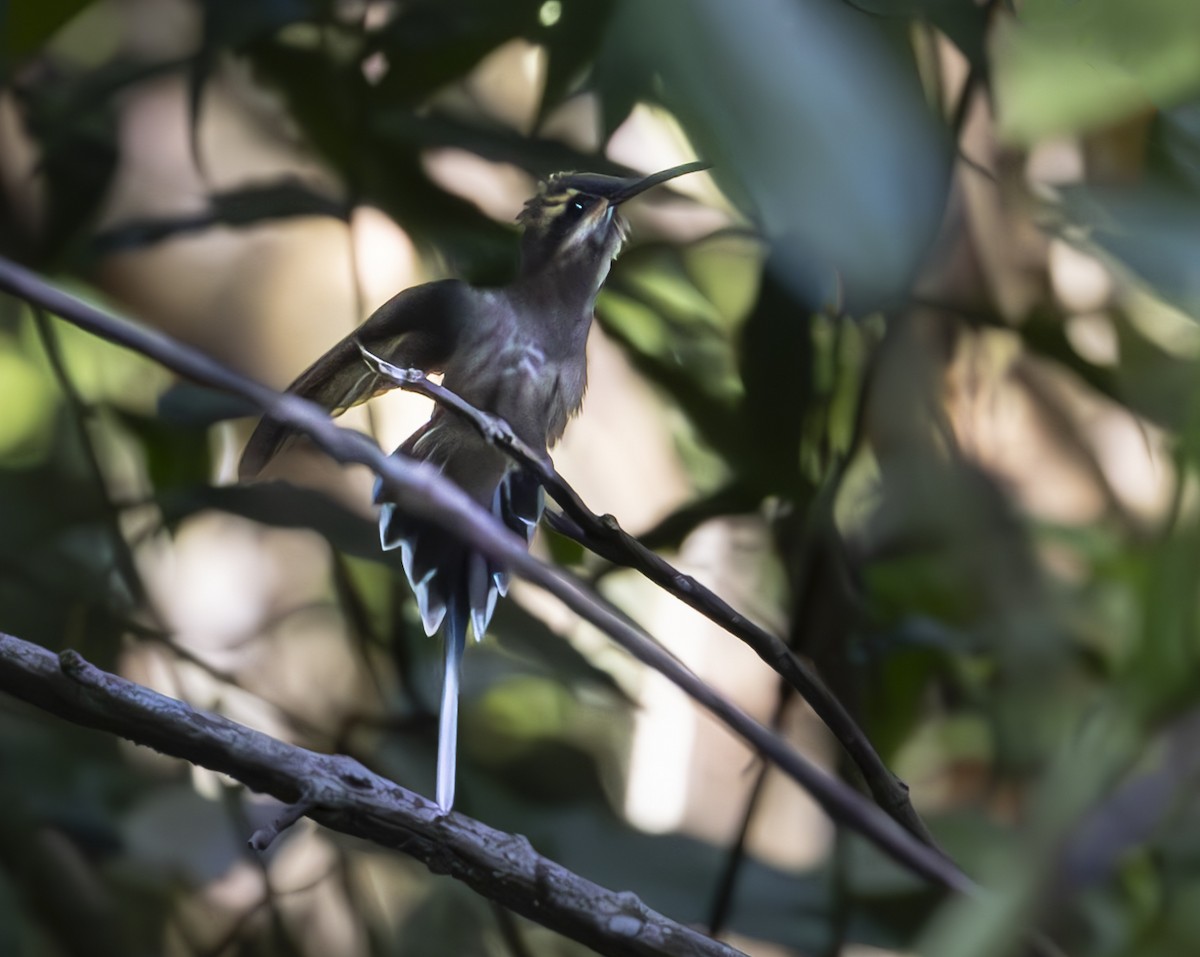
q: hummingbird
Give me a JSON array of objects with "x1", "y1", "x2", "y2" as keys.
[{"x1": 239, "y1": 160, "x2": 709, "y2": 812}]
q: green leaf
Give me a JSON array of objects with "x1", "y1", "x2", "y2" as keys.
[
  {"x1": 115, "y1": 408, "x2": 212, "y2": 493},
  {"x1": 601, "y1": 0, "x2": 951, "y2": 311},
  {"x1": 995, "y1": 0, "x2": 1200, "y2": 143},
  {"x1": 1, "y1": 0, "x2": 99, "y2": 61}
]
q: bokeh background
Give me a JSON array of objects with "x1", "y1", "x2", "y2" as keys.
[{"x1": 5, "y1": 0, "x2": 1200, "y2": 955}]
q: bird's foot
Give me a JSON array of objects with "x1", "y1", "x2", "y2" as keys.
[
  {"x1": 356, "y1": 341, "x2": 422, "y2": 385},
  {"x1": 479, "y1": 410, "x2": 516, "y2": 447}
]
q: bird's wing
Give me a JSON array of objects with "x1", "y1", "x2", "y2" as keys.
[{"x1": 239, "y1": 279, "x2": 471, "y2": 478}]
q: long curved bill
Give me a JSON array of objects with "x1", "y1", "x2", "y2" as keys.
[{"x1": 609, "y1": 161, "x2": 712, "y2": 205}]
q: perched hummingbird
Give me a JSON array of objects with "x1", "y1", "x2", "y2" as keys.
[{"x1": 239, "y1": 160, "x2": 709, "y2": 812}]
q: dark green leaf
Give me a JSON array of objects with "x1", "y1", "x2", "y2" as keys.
[
  {"x1": 1, "y1": 0, "x2": 100, "y2": 62},
  {"x1": 601, "y1": 0, "x2": 951, "y2": 311},
  {"x1": 634, "y1": 482, "x2": 759, "y2": 553},
  {"x1": 156, "y1": 382, "x2": 257, "y2": 427},
  {"x1": 847, "y1": 0, "x2": 988, "y2": 67},
  {"x1": 115, "y1": 408, "x2": 212, "y2": 492},
  {"x1": 90, "y1": 180, "x2": 351, "y2": 258},
  {"x1": 158, "y1": 481, "x2": 384, "y2": 557},
  {"x1": 537, "y1": 0, "x2": 617, "y2": 120},
  {"x1": 994, "y1": 0, "x2": 1200, "y2": 143},
  {"x1": 366, "y1": 0, "x2": 541, "y2": 106}
]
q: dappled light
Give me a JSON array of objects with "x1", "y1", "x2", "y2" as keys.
[{"x1": 5, "y1": 2, "x2": 1200, "y2": 956}]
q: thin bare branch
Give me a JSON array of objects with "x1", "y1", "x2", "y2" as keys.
[
  {"x1": 357, "y1": 346, "x2": 936, "y2": 847},
  {"x1": 0, "y1": 254, "x2": 972, "y2": 894}
]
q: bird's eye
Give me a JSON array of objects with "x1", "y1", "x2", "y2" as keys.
[{"x1": 571, "y1": 199, "x2": 587, "y2": 212}]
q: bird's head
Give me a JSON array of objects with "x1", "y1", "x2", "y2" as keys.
[{"x1": 516, "y1": 161, "x2": 709, "y2": 283}]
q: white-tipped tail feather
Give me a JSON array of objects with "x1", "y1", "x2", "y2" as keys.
[
  {"x1": 376, "y1": 466, "x2": 545, "y2": 812},
  {"x1": 436, "y1": 603, "x2": 466, "y2": 813}
]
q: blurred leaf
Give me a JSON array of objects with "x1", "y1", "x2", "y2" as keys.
[
  {"x1": 120, "y1": 785, "x2": 243, "y2": 884},
  {"x1": 15, "y1": 63, "x2": 121, "y2": 265},
  {"x1": 115, "y1": 409, "x2": 211, "y2": 492},
  {"x1": 597, "y1": 249, "x2": 747, "y2": 472},
  {"x1": 736, "y1": 266, "x2": 816, "y2": 494},
  {"x1": 479, "y1": 797, "x2": 934, "y2": 952},
  {"x1": 848, "y1": 0, "x2": 989, "y2": 67},
  {"x1": 466, "y1": 737, "x2": 612, "y2": 806},
  {"x1": 201, "y1": 0, "x2": 319, "y2": 51},
  {"x1": 90, "y1": 180, "x2": 351, "y2": 258},
  {"x1": 994, "y1": 0, "x2": 1200, "y2": 143},
  {"x1": 11, "y1": 56, "x2": 183, "y2": 265},
  {"x1": 0, "y1": 343, "x2": 57, "y2": 465},
  {"x1": 1006, "y1": 305, "x2": 1195, "y2": 433},
  {"x1": 538, "y1": 0, "x2": 617, "y2": 121},
  {"x1": 369, "y1": 107, "x2": 621, "y2": 180},
  {"x1": 489, "y1": 599, "x2": 630, "y2": 701},
  {"x1": 541, "y1": 515, "x2": 587, "y2": 567},
  {"x1": 156, "y1": 381, "x2": 257, "y2": 427},
  {"x1": 859, "y1": 621, "x2": 959, "y2": 758},
  {"x1": 604, "y1": 245, "x2": 741, "y2": 400},
  {"x1": 1147, "y1": 99, "x2": 1200, "y2": 194},
  {"x1": 0, "y1": 426, "x2": 143, "y2": 659},
  {"x1": 1061, "y1": 182, "x2": 1200, "y2": 320},
  {"x1": 0, "y1": 706, "x2": 169, "y2": 957},
  {"x1": 366, "y1": 0, "x2": 541, "y2": 106},
  {"x1": 246, "y1": 40, "x2": 519, "y2": 282},
  {"x1": 1, "y1": 0, "x2": 99, "y2": 63},
  {"x1": 192, "y1": 0, "x2": 321, "y2": 165},
  {"x1": 601, "y1": 0, "x2": 951, "y2": 311},
  {"x1": 392, "y1": 880, "x2": 492, "y2": 957},
  {"x1": 160, "y1": 481, "x2": 384, "y2": 557},
  {"x1": 634, "y1": 482, "x2": 759, "y2": 553}
]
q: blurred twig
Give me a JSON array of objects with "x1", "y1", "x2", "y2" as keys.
[
  {"x1": 30, "y1": 307, "x2": 152, "y2": 611},
  {"x1": 706, "y1": 679, "x2": 791, "y2": 938},
  {"x1": 357, "y1": 346, "x2": 938, "y2": 848},
  {"x1": 0, "y1": 630, "x2": 744, "y2": 957},
  {"x1": 0, "y1": 254, "x2": 972, "y2": 895}
]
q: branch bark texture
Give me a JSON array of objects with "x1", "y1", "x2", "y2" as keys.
[{"x1": 0, "y1": 631, "x2": 743, "y2": 957}]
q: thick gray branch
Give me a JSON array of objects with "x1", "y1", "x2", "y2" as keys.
[{"x1": 0, "y1": 631, "x2": 741, "y2": 957}]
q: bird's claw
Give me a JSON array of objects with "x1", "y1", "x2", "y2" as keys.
[
  {"x1": 356, "y1": 341, "x2": 421, "y2": 385},
  {"x1": 480, "y1": 411, "x2": 516, "y2": 446}
]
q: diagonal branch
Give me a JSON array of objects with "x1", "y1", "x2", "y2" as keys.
[
  {"x1": 0, "y1": 630, "x2": 743, "y2": 957},
  {"x1": 356, "y1": 346, "x2": 935, "y2": 846},
  {"x1": 0, "y1": 254, "x2": 971, "y2": 895}
]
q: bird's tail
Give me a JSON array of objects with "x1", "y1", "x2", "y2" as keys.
[
  {"x1": 378, "y1": 459, "x2": 544, "y2": 812},
  {"x1": 437, "y1": 600, "x2": 467, "y2": 812}
]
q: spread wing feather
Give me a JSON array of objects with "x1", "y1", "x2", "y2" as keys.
[{"x1": 238, "y1": 279, "x2": 470, "y2": 478}]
